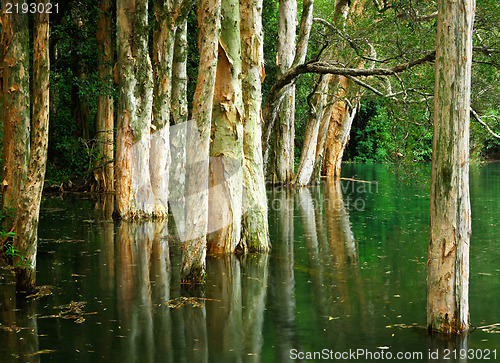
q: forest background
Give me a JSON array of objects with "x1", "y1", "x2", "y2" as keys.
[{"x1": 0, "y1": 0, "x2": 496, "y2": 192}]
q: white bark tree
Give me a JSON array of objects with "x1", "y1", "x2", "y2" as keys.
[{"x1": 427, "y1": 0, "x2": 475, "y2": 334}]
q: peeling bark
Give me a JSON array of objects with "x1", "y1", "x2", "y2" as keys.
[
  {"x1": 427, "y1": 0, "x2": 474, "y2": 334},
  {"x1": 1, "y1": 0, "x2": 30, "y2": 231},
  {"x1": 181, "y1": 0, "x2": 221, "y2": 282},
  {"x1": 207, "y1": 0, "x2": 245, "y2": 253},
  {"x1": 115, "y1": 0, "x2": 157, "y2": 219},
  {"x1": 0, "y1": 0, "x2": 50, "y2": 291},
  {"x1": 240, "y1": 0, "x2": 270, "y2": 251},
  {"x1": 268, "y1": 0, "x2": 297, "y2": 185}
]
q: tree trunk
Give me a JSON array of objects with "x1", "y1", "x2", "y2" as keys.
[
  {"x1": 324, "y1": 98, "x2": 358, "y2": 179},
  {"x1": 311, "y1": 76, "x2": 337, "y2": 183},
  {"x1": 269, "y1": 0, "x2": 297, "y2": 185},
  {"x1": 427, "y1": 0, "x2": 474, "y2": 334},
  {"x1": 181, "y1": 0, "x2": 221, "y2": 282},
  {"x1": 150, "y1": 0, "x2": 176, "y2": 219},
  {"x1": 169, "y1": 18, "x2": 189, "y2": 237},
  {"x1": 1, "y1": 0, "x2": 30, "y2": 231},
  {"x1": 206, "y1": 0, "x2": 245, "y2": 253},
  {"x1": 95, "y1": 0, "x2": 114, "y2": 192},
  {"x1": 4, "y1": 1, "x2": 50, "y2": 291},
  {"x1": 292, "y1": 75, "x2": 328, "y2": 186},
  {"x1": 240, "y1": 0, "x2": 270, "y2": 252},
  {"x1": 115, "y1": 0, "x2": 157, "y2": 219}
]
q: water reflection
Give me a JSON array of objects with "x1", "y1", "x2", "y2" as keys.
[
  {"x1": 3, "y1": 164, "x2": 500, "y2": 361},
  {"x1": 0, "y1": 269, "x2": 40, "y2": 362}
]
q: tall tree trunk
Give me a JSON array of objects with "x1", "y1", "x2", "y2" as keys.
[
  {"x1": 269, "y1": 0, "x2": 297, "y2": 185},
  {"x1": 427, "y1": 0, "x2": 474, "y2": 334},
  {"x1": 181, "y1": 0, "x2": 221, "y2": 282},
  {"x1": 1, "y1": 0, "x2": 30, "y2": 231},
  {"x1": 1, "y1": 0, "x2": 50, "y2": 291},
  {"x1": 150, "y1": 0, "x2": 176, "y2": 219},
  {"x1": 95, "y1": 0, "x2": 114, "y2": 192},
  {"x1": 169, "y1": 18, "x2": 189, "y2": 236},
  {"x1": 115, "y1": 0, "x2": 157, "y2": 219},
  {"x1": 240, "y1": 0, "x2": 270, "y2": 251},
  {"x1": 207, "y1": 0, "x2": 245, "y2": 253}
]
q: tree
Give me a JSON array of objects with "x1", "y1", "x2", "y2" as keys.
[
  {"x1": 114, "y1": 0, "x2": 158, "y2": 219},
  {"x1": 240, "y1": 0, "x2": 271, "y2": 251},
  {"x1": 268, "y1": 0, "x2": 297, "y2": 185},
  {"x1": 1, "y1": 0, "x2": 50, "y2": 290},
  {"x1": 95, "y1": 0, "x2": 114, "y2": 192},
  {"x1": 206, "y1": 0, "x2": 245, "y2": 253},
  {"x1": 181, "y1": 0, "x2": 221, "y2": 282},
  {"x1": 427, "y1": 0, "x2": 475, "y2": 334}
]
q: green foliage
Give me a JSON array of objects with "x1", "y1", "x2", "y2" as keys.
[
  {"x1": 47, "y1": 0, "x2": 111, "y2": 186},
  {"x1": 345, "y1": 99, "x2": 433, "y2": 164}
]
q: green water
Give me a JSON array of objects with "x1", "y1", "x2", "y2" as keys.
[{"x1": 1, "y1": 163, "x2": 499, "y2": 362}]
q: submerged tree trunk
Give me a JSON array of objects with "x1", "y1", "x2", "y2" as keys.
[
  {"x1": 150, "y1": 0, "x2": 176, "y2": 219},
  {"x1": 115, "y1": 0, "x2": 157, "y2": 219},
  {"x1": 181, "y1": 0, "x2": 221, "y2": 282},
  {"x1": 0, "y1": 1, "x2": 50, "y2": 290},
  {"x1": 427, "y1": 0, "x2": 474, "y2": 334},
  {"x1": 207, "y1": 0, "x2": 245, "y2": 253},
  {"x1": 95, "y1": 0, "x2": 114, "y2": 192},
  {"x1": 240, "y1": 0, "x2": 270, "y2": 251}
]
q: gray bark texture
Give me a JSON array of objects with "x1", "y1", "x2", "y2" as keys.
[
  {"x1": 240, "y1": 0, "x2": 270, "y2": 251},
  {"x1": 427, "y1": 0, "x2": 474, "y2": 334}
]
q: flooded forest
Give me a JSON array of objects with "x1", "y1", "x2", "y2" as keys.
[{"x1": 1, "y1": 0, "x2": 499, "y2": 361}]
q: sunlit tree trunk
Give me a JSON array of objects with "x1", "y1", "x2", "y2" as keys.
[
  {"x1": 207, "y1": 0, "x2": 245, "y2": 253},
  {"x1": 95, "y1": 0, "x2": 114, "y2": 192},
  {"x1": 169, "y1": 18, "x2": 188, "y2": 234},
  {"x1": 269, "y1": 0, "x2": 296, "y2": 185},
  {"x1": 181, "y1": 0, "x2": 221, "y2": 281},
  {"x1": 427, "y1": 0, "x2": 474, "y2": 334},
  {"x1": 115, "y1": 0, "x2": 157, "y2": 219},
  {"x1": 150, "y1": 0, "x2": 176, "y2": 219},
  {"x1": 240, "y1": 0, "x2": 270, "y2": 251}
]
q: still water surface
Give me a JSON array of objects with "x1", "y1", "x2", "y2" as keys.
[{"x1": 1, "y1": 163, "x2": 499, "y2": 362}]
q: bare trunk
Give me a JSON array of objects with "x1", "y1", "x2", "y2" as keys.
[
  {"x1": 95, "y1": 0, "x2": 114, "y2": 192},
  {"x1": 323, "y1": 74, "x2": 357, "y2": 179},
  {"x1": 115, "y1": 0, "x2": 156, "y2": 219},
  {"x1": 1, "y1": 0, "x2": 30, "y2": 231},
  {"x1": 324, "y1": 99, "x2": 357, "y2": 179},
  {"x1": 269, "y1": 0, "x2": 297, "y2": 184},
  {"x1": 150, "y1": 0, "x2": 177, "y2": 219},
  {"x1": 207, "y1": 0, "x2": 245, "y2": 253},
  {"x1": 12, "y1": 2, "x2": 50, "y2": 291},
  {"x1": 181, "y1": 0, "x2": 221, "y2": 282},
  {"x1": 240, "y1": 0, "x2": 270, "y2": 251},
  {"x1": 169, "y1": 18, "x2": 189, "y2": 237},
  {"x1": 292, "y1": 75, "x2": 328, "y2": 186},
  {"x1": 427, "y1": 0, "x2": 474, "y2": 334}
]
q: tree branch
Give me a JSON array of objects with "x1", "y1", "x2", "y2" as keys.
[
  {"x1": 471, "y1": 108, "x2": 500, "y2": 139},
  {"x1": 262, "y1": 50, "x2": 436, "y2": 127}
]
